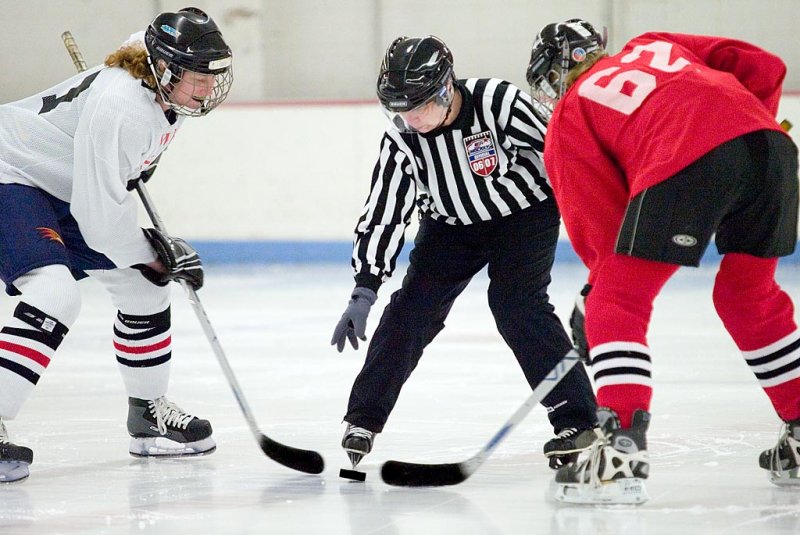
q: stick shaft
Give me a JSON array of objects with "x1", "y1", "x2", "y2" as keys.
[
  {"x1": 133, "y1": 182, "x2": 264, "y2": 440},
  {"x1": 61, "y1": 31, "x2": 87, "y2": 72},
  {"x1": 381, "y1": 350, "x2": 582, "y2": 486}
]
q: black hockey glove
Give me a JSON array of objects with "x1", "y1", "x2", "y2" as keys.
[
  {"x1": 331, "y1": 287, "x2": 377, "y2": 352},
  {"x1": 569, "y1": 284, "x2": 592, "y2": 363},
  {"x1": 142, "y1": 228, "x2": 204, "y2": 290},
  {"x1": 126, "y1": 155, "x2": 161, "y2": 191}
]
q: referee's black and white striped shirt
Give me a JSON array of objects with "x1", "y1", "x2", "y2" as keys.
[{"x1": 352, "y1": 78, "x2": 550, "y2": 289}]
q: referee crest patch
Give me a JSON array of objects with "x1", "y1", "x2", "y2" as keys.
[{"x1": 463, "y1": 131, "x2": 498, "y2": 177}]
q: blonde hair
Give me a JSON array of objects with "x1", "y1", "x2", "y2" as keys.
[
  {"x1": 565, "y1": 50, "x2": 609, "y2": 89},
  {"x1": 104, "y1": 45, "x2": 156, "y2": 89}
]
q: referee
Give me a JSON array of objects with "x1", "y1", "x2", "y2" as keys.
[{"x1": 331, "y1": 35, "x2": 597, "y2": 469}]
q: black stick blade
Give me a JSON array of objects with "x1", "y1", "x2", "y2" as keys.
[
  {"x1": 381, "y1": 460, "x2": 467, "y2": 487},
  {"x1": 259, "y1": 435, "x2": 325, "y2": 474}
]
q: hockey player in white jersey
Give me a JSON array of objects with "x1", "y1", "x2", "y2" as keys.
[{"x1": 0, "y1": 7, "x2": 232, "y2": 482}]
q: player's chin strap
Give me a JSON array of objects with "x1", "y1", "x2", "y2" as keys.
[
  {"x1": 434, "y1": 101, "x2": 453, "y2": 131},
  {"x1": 557, "y1": 33, "x2": 570, "y2": 100},
  {"x1": 432, "y1": 80, "x2": 456, "y2": 132}
]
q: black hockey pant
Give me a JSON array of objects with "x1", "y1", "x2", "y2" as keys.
[{"x1": 344, "y1": 202, "x2": 597, "y2": 433}]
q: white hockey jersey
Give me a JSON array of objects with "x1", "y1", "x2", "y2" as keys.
[{"x1": 0, "y1": 65, "x2": 184, "y2": 268}]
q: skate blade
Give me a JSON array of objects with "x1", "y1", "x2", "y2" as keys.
[
  {"x1": 129, "y1": 436, "x2": 216, "y2": 458},
  {"x1": 552, "y1": 477, "x2": 649, "y2": 505},
  {"x1": 768, "y1": 468, "x2": 800, "y2": 487},
  {"x1": 0, "y1": 461, "x2": 30, "y2": 483},
  {"x1": 346, "y1": 451, "x2": 365, "y2": 467}
]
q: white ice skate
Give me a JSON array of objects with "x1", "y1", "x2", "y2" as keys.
[
  {"x1": 127, "y1": 396, "x2": 216, "y2": 457},
  {"x1": 552, "y1": 408, "x2": 650, "y2": 505},
  {"x1": 760, "y1": 419, "x2": 800, "y2": 487},
  {"x1": 0, "y1": 419, "x2": 33, "y2": 483}
]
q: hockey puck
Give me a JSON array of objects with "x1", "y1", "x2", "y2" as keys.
[{"x1": 340, "y1": 468, "x2": 366, "y2": 481}]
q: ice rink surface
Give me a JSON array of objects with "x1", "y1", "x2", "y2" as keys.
[{"x1": 0, "y1": 261, "x2": 798, "y2": 534}]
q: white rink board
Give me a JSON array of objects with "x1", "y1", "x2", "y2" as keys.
[{"x1": 147, "y1": 96, "x2": 800, "y2": 242}]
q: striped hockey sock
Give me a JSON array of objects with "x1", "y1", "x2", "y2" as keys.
[
  {"x1": 0, "y1": 302, "x2": 69, "y2": 418},
  {"x1": 591, "y1": 342, "x2": 654, "y2": 429},
  {"x1": 113, "y1": 307, "x2": 172, "y2": 399},
  {"x1": 744, "y1": 330, "x2": 800, "y2": 422}
]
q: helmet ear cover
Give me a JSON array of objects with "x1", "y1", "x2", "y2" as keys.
[
  {"x1": 525, "y1": 20, "x2": 605, "y2": 119},
  {"x1": 152, "y1": 59, "x2": 179, "y2": 88}
]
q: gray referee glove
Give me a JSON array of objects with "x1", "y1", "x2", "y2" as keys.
[{"x1": 331, "y1": 287, "x2": 378, "y2": 352}]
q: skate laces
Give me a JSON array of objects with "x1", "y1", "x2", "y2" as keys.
[
  {"x1": 576, "y1": 428, "x2": 649, "y2": 488},
  {"x1": 767, "y1": 422, "x2": 799, "y2": 475},
  {"x1": 577, "y1": 429, "x2": 608, "y2": 488},
  {"x1": 556, "y1": 427, "x2": 579, "y2": 439},
  {"x1": 346, "y1": 425, "x2": 374, "y2": 442},
  {"x1": 149, "y1": 397, "x2": 194, "y2": 435}
]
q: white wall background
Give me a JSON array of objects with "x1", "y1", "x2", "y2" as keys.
[
  {"x1": 148, "y1": 103, "x2": 387, "y2": 240},
  {"x1": 1, "y1": 0, "x2": 799, "y2": 103}
]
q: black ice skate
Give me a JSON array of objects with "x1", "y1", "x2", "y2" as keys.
[
  {"x1": 127, "y1": 396, "x2": 216, "y2": 457},
  {"x1": 341, "y1": 423, "x2": 375, "y2": 468},
  {"x1": 552, "y1": 408, "x2": 650, "y2": 505},
  {"x1": 759, "y1": 418, "x2": 800, "y2": 487},
  {"x1": 543, "y1": 426, "x2": 598, "y2": 469},
  {"x1": 0, "y1": 419, "x2": 33, "y2": 483}
]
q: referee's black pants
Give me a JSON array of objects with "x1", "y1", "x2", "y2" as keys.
[{"x1": 345, "y1": 201, "x2": 597, "y2": 433}]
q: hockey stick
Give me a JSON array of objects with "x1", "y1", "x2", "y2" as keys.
[
  {"x1": 61, "y1": 31, "x2": 324, "y2": 475},
  {"x1": 381, "y1": 350, "x2": 581, "y2": 486},
  {"x1": 134, "y1": 185, "x2": 325, "y2": 474},
  {"x1": 61, "y1": 31, "x2": 87, "y2": 71}
]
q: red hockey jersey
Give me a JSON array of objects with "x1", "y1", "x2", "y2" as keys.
[{"x1": 544, "y1": 32, "x2": 788, "y2": 281}]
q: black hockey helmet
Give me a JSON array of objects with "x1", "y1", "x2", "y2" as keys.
[
  {"x1": 377, "y1": 35, "x2": 455, "y2": 113},
  {"x1": 144, "y1": 7, "x2": 233, "y2": 116},
  {"x1": 526, "y1": 19, "x2": 605, "y2": 118}
]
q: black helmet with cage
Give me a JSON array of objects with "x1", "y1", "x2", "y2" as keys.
[
  {"x1": 526, "y1": 19, "x2": 605, "y2": 119},
  {"x1": 377, "y1": 35, "x2": 456, "y2": 132},
  {"x1": 144, "y1": 6, "x2": 233, "y2": 117}
]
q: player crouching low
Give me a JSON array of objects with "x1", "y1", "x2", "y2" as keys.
[
  {"x1": 334, "y1": 33, "x2": 600, "y2": 477},
  {"x1": 0, "y1": 7, "x2": 232, "y2": 482},
  {"x1": 526, "y1": 18, "x2": 799, "y2": 504}
]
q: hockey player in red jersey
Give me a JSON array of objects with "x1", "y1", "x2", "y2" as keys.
[{"x1": 526, "y1": 20, "x2": 799, "y2": 503}]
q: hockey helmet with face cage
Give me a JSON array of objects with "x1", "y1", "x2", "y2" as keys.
[
  {"x1": 144, "y1": 6, "x2": 233, "y2": 116},
  {"x1": 377, "y1": 36, "x2": 457, "y2": 132},
  {"x1": 526, "y1": 19, "x2": 605, "y2": 119}
]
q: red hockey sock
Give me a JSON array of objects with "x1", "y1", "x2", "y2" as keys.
[
  {"x1": 714, "y1": 254, "x2": 799, "y2": 421},
  {"x1": 597, "y1": 384, "x2": 652, "y2": 428},
  {"x1": 713, "y1": 254, "x2": 796, "y2": 350}
]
